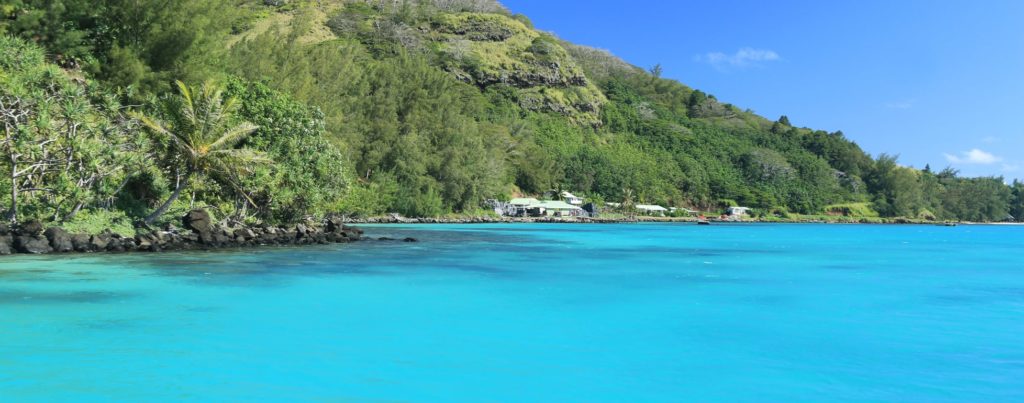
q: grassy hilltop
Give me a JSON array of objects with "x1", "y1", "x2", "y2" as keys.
[{"x1": 1, "y1": 0, "x2": 1022, "y2": 230}]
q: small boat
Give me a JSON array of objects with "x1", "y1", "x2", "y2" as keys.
[
  {"x1": 697, "y1": 220, "x2": 711, "y2": 226},
  {"x1": 938, "y1": 222, "x2": 958, "y2": 227}
]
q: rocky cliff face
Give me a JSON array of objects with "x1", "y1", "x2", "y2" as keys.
[
  {"x1": 305, "y1": 2, "x2": 607, "y2": 125},
  {"x1": 430, "y1": 12, "x2": 606, "y2": 125}
]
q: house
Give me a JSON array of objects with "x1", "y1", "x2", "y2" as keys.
[
  {"x1": 670, "y1": 207, "x2": 698, "y2": 216},
  {"x1": 539, "y1": 200, "x2": 585, "y2": 217},
  {"x1": 636, "y1": 204, "x2": 669, "y2": 216},
  {"x1": 508, "y1": 198, "x2": 541, "y2": 217},
  {"x1": 726, "y1": 206, "x2": 752, "y2": 216},
  {"x1": 506, "y1": 198, "x2": 585, "y2": 217},
  {"x1": 484, "y1": 199, "x2": 508, "y2": 216},
  {"x1": 509, "y1": 198, "x2": 541, "y2": 208},
  {"x1": 560, "y1": 191, "x2": 584, "y2": 205}
]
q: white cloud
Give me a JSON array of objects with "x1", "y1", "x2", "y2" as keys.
[
  {"x1": 698, "y1": 47, "x2": 780, "y2": 69},
  {"x1": 943, "y1": 149, "x2": 1002, "y2": 165},
  {"x1": 982, "y1": 136, "x2": 1000, "y2": 144}
]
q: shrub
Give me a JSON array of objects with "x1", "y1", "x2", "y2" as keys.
[
  {"x1": 62, "y1": 209, "x2": 136, "y2": 236},
  {"x1": 824, "y1": 202, "x2": 879, "y2": 217}
]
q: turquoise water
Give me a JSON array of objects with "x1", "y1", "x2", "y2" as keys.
[{"x1": 1, "y1": 223, "x2": 1022, "y2": 401}]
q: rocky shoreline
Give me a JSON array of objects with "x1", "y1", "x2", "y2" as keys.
[
  {"x1": 0, "y1": 209, "x2": 364, "y2": 256},
  {"x1": 342, "y1": 216, "x2": 696, "y2": 224},
  {"x1": 342, "y1": 215, "x2": 947, "y2": 225},
  {"x1": 1, "y1": 210, "x2": 959, "y2": 256}
]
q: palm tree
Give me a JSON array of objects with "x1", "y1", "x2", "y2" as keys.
[
  {"x1": 621, "y1": 188, "x2": 637, "y2": 220},
  {"x1": 134, "y1": 80, "x2": 264, "y2": 224}
]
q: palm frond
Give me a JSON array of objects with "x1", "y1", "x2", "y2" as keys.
[
  {"x1": 205, "y1": 150, "x2": 272, "y2": 180},
  {"x1": 130, "y1": 111, "x2": 194, "y2": 155},
  {"x1": 174, "y1": 80, "x2": 197, "y2": 127},
  {"x1": 221, "y1": 95, "x2": 239, "y2": 115},
  {"x1": 208, "y1": 122, "x2": 259, "y2": 151},
  {"x1": 208, "y1": 148, "x2": 272, "y2": 166},
  {"x1": 197, "y1": 81, "x2": 229, "y2": 143},
  {"x1": 175, "y1": 81, "x2": 192, "y2": 105}
]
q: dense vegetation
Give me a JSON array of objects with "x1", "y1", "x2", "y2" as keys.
[{"x1": 2, "y1": 0, "x2": 1021, "y2": 229}]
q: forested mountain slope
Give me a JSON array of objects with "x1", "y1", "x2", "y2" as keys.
[{"x1": 2, "y1": 0, "x2": 1022, "y2": 226}]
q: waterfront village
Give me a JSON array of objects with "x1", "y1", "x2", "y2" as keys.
[{"x1": 485, "y1": 192, "x2": 751, "y2": 221}]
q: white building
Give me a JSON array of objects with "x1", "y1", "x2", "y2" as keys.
[
  {"x1": 670, "y1": 207, "x2": 697, "y2": 216},
  {"x1": 636, "y1": 204, "x2": 669, "y2": 216},
  {"x1": 727, "y1": 206, "x2": 751, "y2": 216},
  {"x1": 561, "y1": 191, "x2": 584, "y2": 205},
  {"x1": 507, "y1": 198, "x2": 585, "y2": 217}
]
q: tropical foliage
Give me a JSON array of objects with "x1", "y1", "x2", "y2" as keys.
[
  {"x1": 133, "y1": 80, "x2": 263, "y2": 223},
  {"x1": 1, "y1": 0, "x2": 1020, "y2": 229}
]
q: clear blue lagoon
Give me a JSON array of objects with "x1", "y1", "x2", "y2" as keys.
[{"x1": 1, "y1": 223, "x2": 1022, "y2": 401}]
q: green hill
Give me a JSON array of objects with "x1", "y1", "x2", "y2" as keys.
[{"x1": 1, "y1": 0, "x2": 1022, "y2": 226}]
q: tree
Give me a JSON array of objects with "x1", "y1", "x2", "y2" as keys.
[
  {"x1": 0, "y1": 0, "x2": 96, "y2": 67},
  {"x1": 649, "y1": 64, "x2": 663, "y2": 78},
  {"x1": 1, "y1": 37, "x2": 138, "y2": 224},
  {"x1": 224, "y1": 77, "x2": 348, "y2": 223},
  {"x1": 2, "y1": 0, "x2": 241, "y2": 94},
  {"x1": 940, "y1": 176, "x2": 1012, "y2": 222},
  {"x1": 1011, "y1": 181, "x2": 1024, "y2": 222},
  {"x1": 134, "y1": 80, "x2": 263, "y2": 224},
  {"x1": 621, "y1": 187, "x2": 636, "y2": 219},
  {"x1": 867, "y1": 154, "x2": 923, "y2": 217}
]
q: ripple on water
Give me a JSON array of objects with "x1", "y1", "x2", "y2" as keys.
[
  {"x1": 1, "y1": 223, "x2": 1022, "y2": 401},
  {"x1": 0, "y1": 289, "x2": 134, "y2": 305}
]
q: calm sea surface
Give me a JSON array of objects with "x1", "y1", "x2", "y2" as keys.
[{"x1": 0, "y1": 223, "x2": 1022, "y2": 401}]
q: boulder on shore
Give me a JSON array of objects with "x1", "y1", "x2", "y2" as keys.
[
  {"x1": 14, "y1": 235, "x2": 52, "y2": 254},
  {"x1": 17, "y1": 220, "x2": 44, "y2": 236},
  {"x1": 0, "y1": 208, "x2": 363, "y2": 255},
  {"x1": 325, "y1": 216, "x2": 344, "y2": 233},
  {"x1": 70, "y1": 234, "x2": 92, "y2": 252},
  {"x1": 44, "y1": 227, "x2": 74, "y2": 253},
  {"x1": 89, "y1": 233, "x2": 112, "y2": 251},
  {"x1": 0, "y1": 235, "x2": 12, "y2": 255},
  {"x1": 182, "y1": 209, "x2": 213, "y2": 234}
]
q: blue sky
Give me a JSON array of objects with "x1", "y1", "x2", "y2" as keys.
[{"x1": 500, "y1": 0, "x2": 1024, "y2": 180}]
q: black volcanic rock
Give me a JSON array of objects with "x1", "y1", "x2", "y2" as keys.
[
  {"x1": 182, "y1": 209, "x2": 213, "y2": 234},
  {"x1": 0, "y1": 209, "x2": 363, "y2": 255},
  {"x1": 44, "y1": 227, "x2": 74, "y2": 253},
  {"x1": 0, "y1": 235, "x2": 12, "y2": 255},
  {"x1": 70, "y1": 234, "x2": 92, "y2": 252},
  {"x1": 18, "y1": 220, "x2": 44, "y2": 236},
  {"x1": 89, "y1": 233, "x2": 111, "y2": 251},
  {"x1": 14, "y1": 235, "x2": 52, "y2": 254}
]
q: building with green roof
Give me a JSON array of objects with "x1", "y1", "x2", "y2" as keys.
[{"x1": 506, "y1": 198, "x2": 585, "y2": 217}]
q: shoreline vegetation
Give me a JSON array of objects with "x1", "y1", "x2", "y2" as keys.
[{"x1": 2, "y1": 0, "x2": 1023, "y2": 241}]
